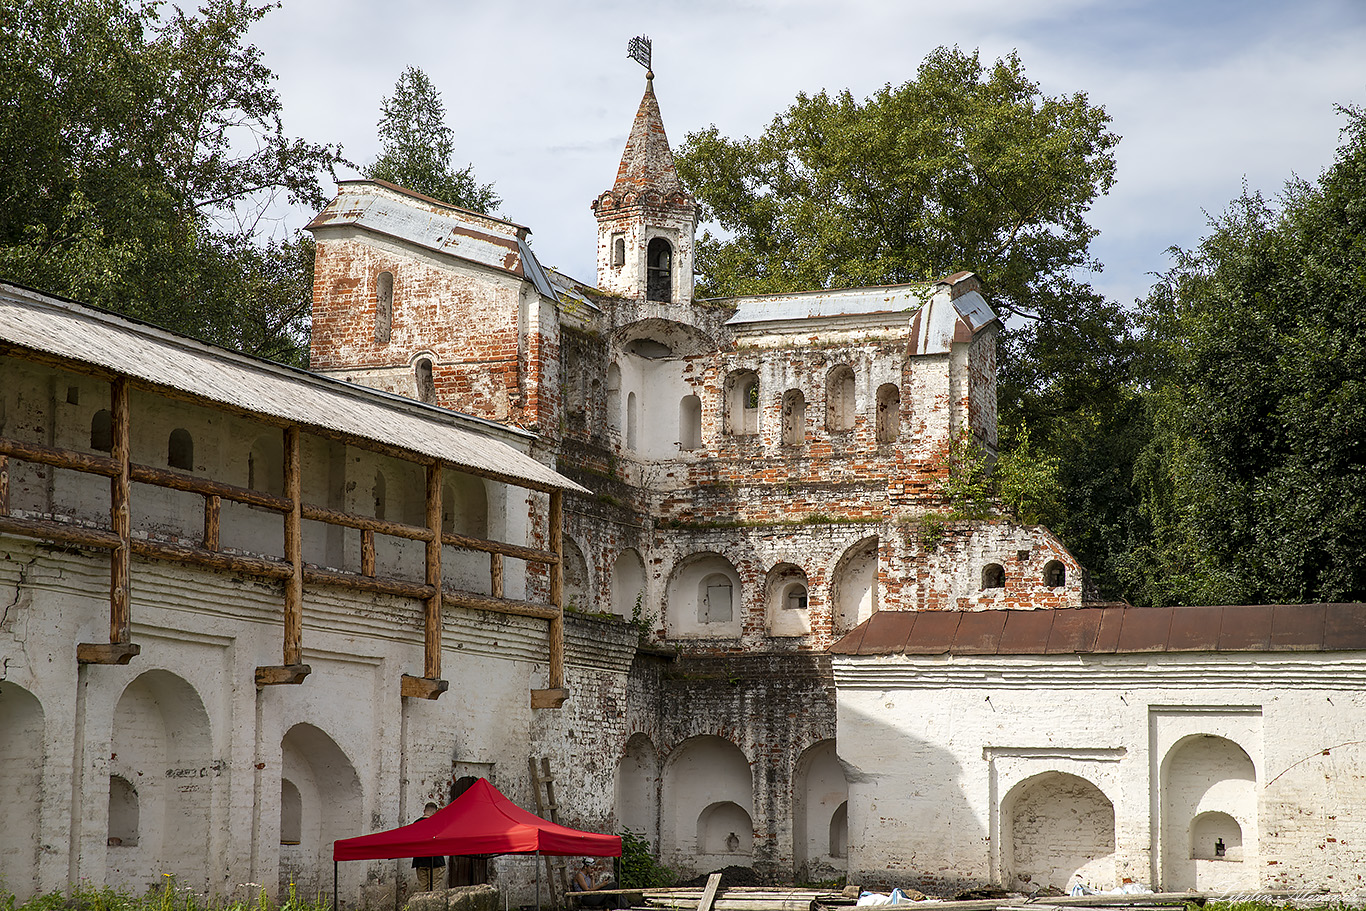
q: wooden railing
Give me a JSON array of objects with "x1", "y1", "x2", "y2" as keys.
[{"x1": 0, "y1": 384, "x2": 566, "y2": 705}]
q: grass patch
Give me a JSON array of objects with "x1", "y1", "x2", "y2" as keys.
[{"x1": 2, "y1": 882, "x2": 332, "y2": 911}]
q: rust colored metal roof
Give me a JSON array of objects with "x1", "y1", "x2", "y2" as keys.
[{"x1": 829, "y1": 603, "x2": 1366, "y2": 657}]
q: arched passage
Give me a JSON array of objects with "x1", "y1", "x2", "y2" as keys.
[
  {"x1": 279, "y1": 723, "x2": 363, "y2": 896},
  {"x1": 1161, "y1": 735, "x2": 1257, "y2": 891},
  {"x1": 661, "y1": 736, "x2": 753, "y2": 871},
  {"x1": 832, "y1": 537, "x2": 878, "y2": 632},
  {"x1": 793, "y1": 740, "x2": 848, "y2": 880},
  {"x1": 1003, "y1": 772, "x2": 1114, "y2": 892},
  {"x1": 0, "y1": 684, "x2": 44, "y2": 899},
  {"x1": 616, "y1": 733, "x2": 659, "y2": 842},
  {"x1": 107, "y1": 671, "x2": 214, "y2": 894}
]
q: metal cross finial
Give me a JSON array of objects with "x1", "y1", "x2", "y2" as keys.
[{"x1": 628, "y1": 35, "x2": 652, "y2": 76}]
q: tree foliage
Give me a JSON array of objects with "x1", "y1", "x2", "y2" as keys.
[
  {"x1": 364, "y1": 66, "x2": 499, "y2": 214},
  {"x1": 1123, "y1": 106, "x2": 1366, "y2": 605},
  {"x1": 0, "y1": 0, "x2": 342, "y2": 365}
]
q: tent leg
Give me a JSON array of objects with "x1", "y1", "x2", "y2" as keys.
[
  {"x1": 334, "y1": 861, "x2": 338, "y2": 911},
  {"x1": 536, "y1": 852, "x2": 541, "y2": 911},
  {"x1": 396, "y1": 858, "x2": 402, "y2": 911}
]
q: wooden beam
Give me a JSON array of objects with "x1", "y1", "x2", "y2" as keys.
[
  {"x1": 442, "y1": 530, "x2": 558, "y2": 565},
  {"x1": 132, "y1": 539, "x2": 291, "y2": 579},
  {"x1": 302, "y1": 502, "x2": 433, "y2": 541},
  {"x1": 423, "y1": 462, "x2": 442, "y2": 682},
  {"x1": 400, "y1": 674, "x2": 449, "y2": 700},
  {"x1": 443, "y1": 590, "x2": 558, "y2": 619},
  {"x1": 530, "y1": 688, "x2": 568, "y2": 709},
  {"x1": 0, "y1": 515, "x2": 121, "y2": 550},
  {"x1": 697, "y1": 873, "x2": 724, "y2": 911},
  {"x1": 131, "y1": 463, "x2": 287, "y2": 511},
  {"x1": 109, "y1": 377, "x2": 131, "y2": 646},
  {"x1": 202, "y1": 494, "x2": 220, "y2": 551},
  {"x1": 0, "y1": 437, "x2": 119, "y2": 477},
  {"x1": 282, "y1": 426, "x2": 303, "y2": 668},
  {"x1": 255, "y1": 664, "x2": 311, "y2": 687},
  {"x1": 302, "y1": 567, "x2": 433, "y2": 598},
  {"x1": 0, "y1": 454, "x2": 10, "y2": 516},
  {"x1": 76, "y1": 641, "x2": 141, "y2": 665},
  {"x1": 490, "y1": 552, "x2": 504, "y2": 599},
  {"x1": 361, "y1": 529, "x2": 376, "y2": 576},
  {"x1": 546, "y1": 490, "x2": 565, "y2": 694}
]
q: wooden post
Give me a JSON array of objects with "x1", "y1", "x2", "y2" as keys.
[
  {"x1": 361, "y1": 529, "x2": 376, "y2": 576},
  {"x1": 284, "y1": 426, "x2": 303, "y2": 667},
  {"x1": 202, "y1": 494, "x2": 221, "y2": 551},
  {"x1": 490, "y1": 552, "x2": 504, "y2": 599},
  {"x1": 77, "y1": 378, "x2": 140, "y2": 665},
  {"x1": 0, "y1": 454, "x2": 8, "y2": 516},
  {"x1": 424, "y1": 462, "x2": 442, "y2": 681},
  {"x1": 255, "y1": 426, "x2": 309, "y2": 687},
  {"x1": 110, "y1": 376, "x2": 131, "y2": 644},
  {"x1": 531, "y1": 491, "x2": 567, "y2": 709}
]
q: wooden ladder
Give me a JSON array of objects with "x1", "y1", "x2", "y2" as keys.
[{"x1": 530, "y1": 756, "x2": 572, "y2": 908}]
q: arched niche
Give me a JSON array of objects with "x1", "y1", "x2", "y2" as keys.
[
  {"x1": 280, "y1": 779, "x2": 303, "y2": 845},
  {"x1": 279, "y1": 723, "x2": 363, "y2": 896},
  {"x1": 107, "y1": 775, "x2": 139, "y2": 847},
  {"x1": 167, "y1": 428, "x2": 194, "y2": 470},
  {"x1": 443, "y1": 472, "x2": 489, "y2": 538},
  {"x1": 414, "y1": 355, "x2": 437, "y2": 404},
  {"x1": 765, "y1": 563, "x2": 810, "y2": 637},
  {"x1": 563, "y1": 537, "x2": 591, "y2": 611},
  {"x1": 607, "y1": 363, "x2": 622, "y2": 436},
  {"x1": 610, "y1": 548, "x2": 647, "y2": 620},
  {"x1": 724, "y1": 370, "x2": 759, "y2": 436},
  {"x1": 248, "y1": 433, "x2": 284, "y2": 496},
  {"x1": 666, "y1": 553, "x2": 742, "y2": 639},
  {"x1": 108, "y1": 671, "x2": 214, "y2": 894},
  {"x1": 793, "y1": 740, "x2": 848, "y2": 880},
  {"x1": 875, "y1": 383, "x2": 900, "y2": 443},
  {"x1": 697, "y1": 802, "x2": 753, "y2": 856},
  {"x1": 782, "y1": 389, "x2": 806, "y2": 447},
  {"x1": 825, "y1": 366, "x2": 855, "y2": 433},
  {"x1": 616, "y1": 733, "x2": 660, "y2": 842},
  {"x1": 374, "y1": 270, "x2": 393, "y2": 344},
  {"x1": 627, "y1": 391, "x2": 639, "y2": 450},
  {"x1": 1160, "y1": 735, "x2": 1257, "y2": 891},
  {"x1": 91, "y1": 409, "x2": 113, "y2": 452},
  {"x1": 679, "y1": 395, "x2": 702, "y2": 451},
  {"x1": 1003, "y1": 771, "x2": 1115, "y2": 893},
  {"x1": 832, "y1": 537, "x2": 878, "y2": 632},
  {"x1": 0, "y1": 683, "x2": 44, "y2": 899},
  {"x1": 661, "y1": 736, "x2": 753, "y2": 868}
]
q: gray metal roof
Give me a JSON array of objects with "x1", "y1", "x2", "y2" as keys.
[
  {"x1": 308, "y1": 180, "x2": 557, "y2": 301},
  {"x1": 724, "y1": 283, "x2": 934, "y2": 326},
  {"x1": 0, "y1": 283, "x2": 587, "y2": 494}
]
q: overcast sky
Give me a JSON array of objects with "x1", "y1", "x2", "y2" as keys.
[{"x1": 250, "y1": 0, "x2": 1366, "y2": 309}]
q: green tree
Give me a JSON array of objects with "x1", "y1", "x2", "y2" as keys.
[
  {"x1": 0, "y1": 0, "x2": 342, "y2": 365},
  {"x1": 1124, "y1": 106, "x2": 1366, "y2": 605},
  {"x1": 675, "y1": 46, "x2": 1141, "y2": 595},
  {"x1": 365, "y1": 66, "x2": 499, "y2": 213}
]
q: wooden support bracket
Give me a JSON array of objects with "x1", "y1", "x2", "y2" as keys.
[
  {"x1": 255, "y1": 664, "x2": 312, "y2": 687},
  {"x1": 530, "y1": 687, "x2": 569, "y2": 709},
  {"x1": 401, "y1": 674, "x2": 449, "y2": 700},
  {"x1": 76, "y1": 642, "x2": 141, "y2": 665}
]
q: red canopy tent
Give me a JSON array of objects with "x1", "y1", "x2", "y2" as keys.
[
  {"x1": 334, "y1": 777, "x2": 622, "y2": 861},
  {"x1": 331, "y1": 778, "x2": 620, "y2": 910}
]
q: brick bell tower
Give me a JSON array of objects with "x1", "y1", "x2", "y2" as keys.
[{"x1": 591, "y1": 69, "x2": 698, "y2": 305}]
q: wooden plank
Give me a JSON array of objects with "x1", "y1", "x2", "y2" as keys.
[
  {"x1": 76, "y1": 641, "x2": 141, "y2": 665},
  {"x1": 423, "y1": 463, "x2": 442, "y2": 682},
  {"x1": 547, "y1": 490, "x2": 565, "y2": 694},
  {"x1": 529, "y1": 688, "x2": 569, "y2": 709},
  {"x1": 203, "y1": 494, "x2": 221, "y2": 551},
  {"x1": 255, "y1": 664, "x2": 311, "y2": 687},
  {"x1": 282, "y1": 426, "x2": 303, "y2": 667},
  {"x1": 0, "y1": 454, "x2": 10, "y2": 516},
  {"x1": 109, "y1": 376, "x2": 131, "y2": 645},
  {"x1": 697, "y1": 874, "x2": 723, "y2": 911}
]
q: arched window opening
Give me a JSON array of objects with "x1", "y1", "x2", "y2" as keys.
[
  {"x1": 375, "y1": 271, "x2": 393, "y2": 344},
  {"x1": 373, "y1": 471, "x2": 387, "y2": 521},
  {"x1": 607, "y1": 363, "x2": 622, "y2": 435},
  {"x1": 647, "y1": 238, "x2": 672, "y2": 302},
  {"x1": 415, "y1": 357, "x2": 437, "y2": 404},
  {"x1": 982, "y1": 563, "x2": 1006, "y2": 589},
  {"x1": 91, "y1": 409, "x2": 113, "y2": 452},
  {"x1": 679, "y1": 395, "x2": 702, "y2": 451},
  {"x1": 876, "y1": 383, "x2": 900, "y2": 443},
  {"x1": 627, "y1": 391, "x2": 639, "y2": 450},
  {"x1": 783, "y1": 581, "x2": 809, "y2": 611},
  {"x1": 826, "y1": 366, "x2": 856, "y2": 432},
  {"x1": 167, "y1": 428, "x2": 193, "y2": 470},
  {"x1": 782, "y1": 389, "x2": 805, "y2": 447},
  {"x1": 1045, "y1": 560, "x2": 1066, "y2": 588},
  {"x1": 279, "y1": 779, "x2": 302, "y2": 845},
  {"x1": 725, "y1": 370, "x2": 759, "y2": 436},
  {"x1": 698, "y1": 573, "x2": 733, "y2": 623},
  {"x1": 829, "y1": 802, "x2": 849, "y2": 858},
  {"x1": 108, "y1": 775, "x2": 139, "y2": 847},
  {"x1": 612, "y1": 234, "x2": 626, "y2": 268}
]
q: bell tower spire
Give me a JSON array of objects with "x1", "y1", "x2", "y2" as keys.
[{"x1": 592, "y1": 40, "x2": 697, "y2": 304}]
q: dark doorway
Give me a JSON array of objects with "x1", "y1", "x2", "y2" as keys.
[
  {"x1": 447, "y1": 776, "x2": 490, "y2": 886},
  {"x1": 646, "y1": 238, "x2": 672, "y2": 302}
]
